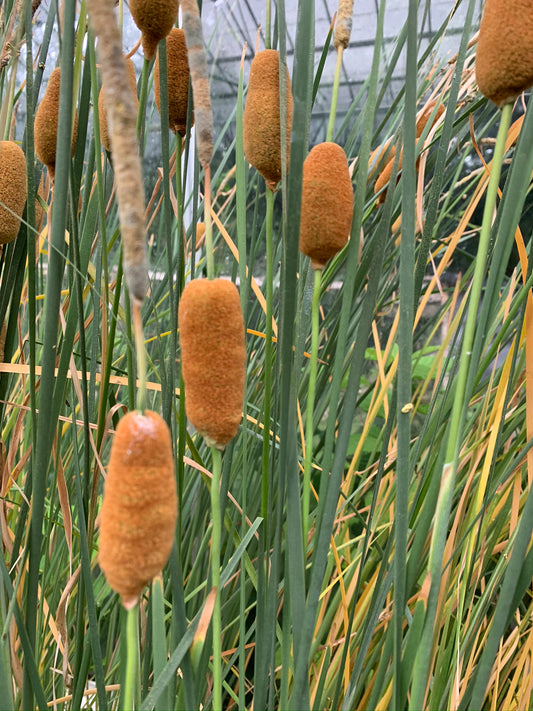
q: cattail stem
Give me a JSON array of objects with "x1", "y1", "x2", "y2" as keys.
[
  {"x1": 409, "y1": 100, "x2": 513, "y2": 711},
  {"x1": 123, "y1": 603, "x2": 140, "y2": 711},
  {"x1": 261, "y1": 187, "x2": 274, "y2": 526},
  {"x1": 265, "y1": 0, "x2": 271, "y2": 50},
  {"x1": 210, "y1": 446, "x2": 223, "y2": 711},
  {"x1": 326, "y1": 45, "x2": 343, "y2": 142},
  {"x1": 204, "y1": 165, "x2": 214, "y2": 279},
  {"x1": 133, "y1": 302, "x2": 147, "y2": 412},
  {"x1": 302, "y1": 267, "x2": 322, "y2": 549},
  {"x1": 136, "y1": 57, "x2": 150, "y2": 141}
]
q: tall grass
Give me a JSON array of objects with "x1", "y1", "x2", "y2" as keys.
[{"x1": 0, "y1": 0, "x2": 532, "y2": 709}]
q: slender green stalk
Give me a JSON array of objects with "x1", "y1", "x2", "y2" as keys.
[
  {"x1": 123, "y1": 604, "x2": 140, "y2": 711},
  {"x1": 302, "y1": 267, "x2": 321, "y2": 550},
  {"x1": 409, "y1": 100, "x2": 513, "y2": 711},
  {"x1": 137, "y1": 57, "x2": 150, "y2": 141},
  {"x1": 133, "y1": 302, "x2": 147, "y2": 412},
  {"x1": 204, "y1": 166, "x2": 215, "y2": 279},
  {"x1": 326, "y1": 46, "x2": 343, "y2": 142},
  {"x1": 261, "y1": 187, "x2": 274, "y2": 526},
  {"x1": 152, "y1": 576, "x2": 171, "y2": 711},
  {"x1": 210, "y1": 447, "x2": 223, "y2": 711},
  {"x1": 265, "y1": 0, "x2": 271, "y2": 50}
]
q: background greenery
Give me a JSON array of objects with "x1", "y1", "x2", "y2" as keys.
[{"x1": 0, "y1": 0, "x2": 532, "y2": 709}]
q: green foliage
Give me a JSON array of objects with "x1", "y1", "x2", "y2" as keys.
[{"x1": 0, "y1": 0, "x2": 532, "y2": 709}]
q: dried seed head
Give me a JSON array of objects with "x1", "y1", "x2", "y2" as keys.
[
  {"x1": 0, "y1": 141, "x2": 27, "y2": 245},
  {"x1": 99, "y1": 410, "x2": 177, "y2": 608},
  {"x1": 34, "y1": 68, "x2": 78, "y2": 181},
  {"x1": 475, "y1": 0, "x2": 533, "y2": 107},
  {"x1": 299, "y1": 142, "x2": 354, "y2": 270},
  {"x1": 99, "y1": 57, "x2": 138, "y2": 153},
  {"x1": 243, "y1": 50, "x2": 293, "y2": 190},
  {"x1": 180, "y1": 0, "x2": 213, "y2": 166},
  {"x1": 179, "y1": 279, "x2": 246, "y2": 449},
  {"x1": 129, "y1": 0, "x2": 179, "y2": 61},
  {"x1": 195, "y1": 222, "x2": 206, "y2": 250},
  {"x1": 334, "y1": 0, "x2": 354, "y2": 50},
  {"x1": 154, "y1": 28, "x2": 192, "y2": 136}
]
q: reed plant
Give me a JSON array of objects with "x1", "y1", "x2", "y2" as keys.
[{"x1": 1, "y1": 0, "x2": 533, "y2": 709}]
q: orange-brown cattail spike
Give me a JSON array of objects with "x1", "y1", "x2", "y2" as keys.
[
  {"x1": 475, "y1": 0, "x2": 533, "y2": 107},
  {"x1": 98, "y1": 410, "x2": 177, "y2": 608},
  {"x1": 34, "y1": 68, "x2": 78, "y2": 181},
  {"x1": 99, "y1": 56, "x2": 138, "y2": 153},
  {"x1": 334, "y1": 0, "x2": 354, "y2": 50},
  {"x1": 129, "y1": 0, "x2": 179, "y2": 61},
  {"x1": 178, "y1": 279, "x2": 246, "y2": 449},
  {"x1": 243, "y1": 50, "x2": 293, "y2": 190},
  {"x1": 180, "y1": 0, "x2": 213, "y2": 167},
  {"x1": 0, "y1": 141, "x2": 27, "y2": 244},
  {"x1": 154, "y1": 28, "x2": 192, "y2": 137},
  {"x1": 299, "y1": 142, "x2": 354, "y2": 270}
]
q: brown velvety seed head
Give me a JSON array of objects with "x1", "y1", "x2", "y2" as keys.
[
  {"x1": 367, "y1": 137, "x2": 394, "y2": 183},
  {"x1": 130, "y1": 0, "x2": 179, "y2": 60},
  {"x1": 0, "y1": 141, "x2": 27, "y2": 245},
  {"x1": 195, "y1": 222, "x2": 205, "y2": 250},
  {"x1": 34, "y1": 68, "x2": 79, "y2": 180},
  {"x1": 374, "y1": 145, "x2": 403, "y2": 204},
  {"x1": 243, "y1": 50, "x2": 293, "y2": 189},
  {"x1": 99, "y1": 57, "x2": 138, "y2": 153},
  {"x1": 415, "y1": 100, "x2": 445, "y2": 138},
  {"x1": 475, "y1": 0, "x2": 533, "y2": 107},
  {"x1": 154, "y1": 28, "x2": 192, "y2": 136},
  {"x1": 98, "y1": 410, "x2": 177, "y2": 606},
  {"x1": 179, "y1": 279, "x2": 246, "y2": 449},
  {"x1": 299, "y1": 142, "x2": 354, "y2": 270}
]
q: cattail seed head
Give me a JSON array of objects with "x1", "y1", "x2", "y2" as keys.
[
  {"x1": 415, "y1": 100, "x2": 445, "y2": 139},
  {"x1": 99, "y1": 410, "x2": 177, "y2": 608},
  {"x1": 334, "y1": 0, "x2": 354, "y2": 50},
  {"x1": 0, "y1": 141, "x2": 27, "y2": 245},
  {"x1": 129, "y1": 0, "x2": 179, "y2": 61},
  {"x1": 475, "y1": 0, "x2": 533, "y2": 107},
  {"x1": 154, "y1": 28, "x2": 192, "y2": 136},
  {"x1": 243, "y1": 50, "x2": 293, "y2": 190},
  {"x1": 34, "y1": 68, "x2": 78, "y2": 180},
  {"x1": 179, "y1": 279, "x2": 246, "y2": 449},
  {"x1": 99, "y1": 57, "x2": 138, "y2": 153},
  {"x1": 299, "y1": 142, "x2": 354, "y2": 270},
  {"x1": 195, "y1": 222, "x2": 206, "y2": 250}
]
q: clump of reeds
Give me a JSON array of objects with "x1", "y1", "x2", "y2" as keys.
[
  {"x1": 0, "y1": 141, "x2": 27, "y2": 244},
  {"x1": 178, "y1": 278, "x2": 246, "y2": 449},
  {"x1": 154, "y1": 28, "x2": 192, "y2": 136},
  {"x1": 34, "y1": 68, "x2": 78, "y2": 181},
  {"x1": 98, "y1": 410, "x2": 177, "y2": 609},
  {"x1": 98, "y1": 56, "x2": 138, "y2": 153},
  {"x1": 243, "y1": 49, "x2": 293, "y2": 190},
  {"x1": 129, "y1": 0, "x2": 179, "y2": 61},
  {"x1": 299, "y1": 142, "x2": 354, "y2": 269},
  {"x1": 475, "y1": 0, "x2": 533, "y2": 107}
]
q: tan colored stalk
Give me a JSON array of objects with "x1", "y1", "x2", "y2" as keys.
[{"x1": 85, "y1": 0, "x2": 148, "y2": 305}]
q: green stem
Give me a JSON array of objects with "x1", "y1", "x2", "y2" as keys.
[
  {"x1": 326, "y1": 46, "x2": 343, "y2": 143},
  {"x1": 210, "y1": 446, "x2": 223, "y2": 711},
  {"x1": 265, "y1": 0, "x2": 271, "y2": 50},
  {"x1": 133, "y1": 302, "x2": 146, "y2": 412},
  {"x1": 261, "y1": 187, "x2": 274, "y2": 526},
  {"x1": 136, "y1": 57, "x2": 150, "y2": 142},
  {"x1": 409, "y1": 100, "x2": 513, "y2": 711},
  {"x1": 302, "y1": 268, "x2": 321, "y2": 550},
  {"x1": 123, "y1": 604, "x2": 139, "y2": 711},
  {"x1": 204, "y1": 165, "x2": 214, "y2": 279}
]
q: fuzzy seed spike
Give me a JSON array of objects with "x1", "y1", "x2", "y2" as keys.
[
  {"x1": 99, "y1": 410, "x2": 177, "y2": 607},
  {"x1": 416, "y1": 100, "x2": 445, "y2": 139},
  {"x1": 129, "y1": 0, "x2": 179, "y2": 61},
  {"x1": 334, "y1": 0, "x2": 354, "y2": 50},
  {"x1": 475, "y1": 0, "x2": 533, "y2": 107},
  {"x1": 179, "y1": 279, "x2": 246, "y2": 449},
  {"x1": 299, "y1": 142, "x2": 354, "y2": 270},
  {"x1": 34, "y1": 68, "x2": 78, "y2": 181},
  {"x1": 180, "y1": 0, "x2": 213, "y2": 167},
  {"x1": 243, "y1": 49, "x2": 293, "y2": 190},
  {"x1": 0, "y1": 141, "x2": 27, "y2": 245},
  {"x1": 154, "y1": 28, "x2": 192, "y2": 136},
  {"x1": 99, "y1": 57, "x2": 138, "y2": 153}
]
